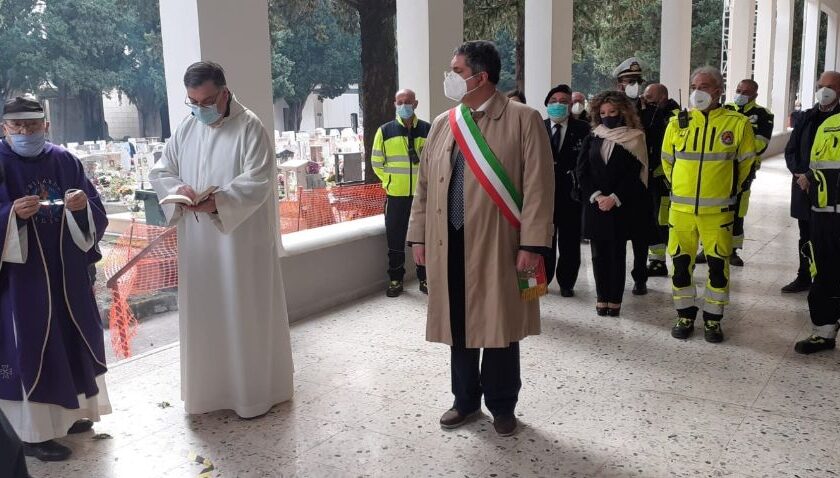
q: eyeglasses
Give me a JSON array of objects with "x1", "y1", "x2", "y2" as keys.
[
  {"x1": 3, "y1": 120, "x2": 46, "y2": 134},
  {"x1": 184, "y1": 90, "x2": 224, "y2": 109}
]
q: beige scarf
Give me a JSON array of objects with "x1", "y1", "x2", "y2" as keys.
[{"x1": 593, "y1": 124, "x2": 649, "y2": 187}]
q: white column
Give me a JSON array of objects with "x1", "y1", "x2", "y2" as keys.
[
  {"x1": 801, "y1": 0, "x2": 822, "y2": 110},
  {"x1": 524, "y1": 0, "x2": 573, "y2": 117},
  {"x1": 826, "y1": 10, "x2": 839, "y2": 71},
  {"x1": 396, "y1": 0, "x2": 464, "y2": 122},
  {"x1": 726, "y1": 0, "x2": 757, "y2": 102},
  {"x1": 159, "y1": 0, "x2": 275, "y2": 136},
  {"x1": 773, "y1": 0, "x2": 795, "y2": 132},
  {"x1": 755, "y1": 0, "x2": 776, "y2": 109},
  {"x1": 660, "y1": 0, "x2": 692, "y2": 102}
]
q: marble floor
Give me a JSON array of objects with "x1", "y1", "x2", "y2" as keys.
[{"x1": 25, "y1": 156, "x2": 840, "y2": 477}]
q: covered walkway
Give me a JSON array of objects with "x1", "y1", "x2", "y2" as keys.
[{"x1": 26, "y1": 155, "x2": 840, "y2": 477}]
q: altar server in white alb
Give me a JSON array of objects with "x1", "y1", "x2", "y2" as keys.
[{"x1": 150, "y1": 61, "x2": 293, "y2": 418}]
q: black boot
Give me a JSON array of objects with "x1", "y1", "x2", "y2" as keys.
[
  {"x1": 794, "y1": 335, "x2": 836, "y2": 354},
  {"x1": 23, "y1": 440, "x2": 72, "y2": 462},
  {"x1": 781, "y1": 276, "x2": 811, "y2": 293}
]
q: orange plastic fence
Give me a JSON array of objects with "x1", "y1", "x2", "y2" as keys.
[
  {"x1": 100, "y1": 184, "x2": 384, "y2": 357},
  {"x1": 100, "y1": 223, "x2": 178, "y2": 358}
]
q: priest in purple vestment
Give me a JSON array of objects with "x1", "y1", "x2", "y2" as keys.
[{"x1": 0, "y1": 96, "x2": 110, "y2": 462}]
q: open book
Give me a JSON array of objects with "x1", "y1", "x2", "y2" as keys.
[{"x1": 158, "y1": 186, "x2": 218, "y2": 206}]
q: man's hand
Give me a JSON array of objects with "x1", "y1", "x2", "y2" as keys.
[
  {"x1": 596, "y1": 195, "x2": 616, "y2": 211},
  {"x1": 176, "y1": 184, "x2": 197, "y2": 202},
  {"x1": 64, "y1": 189, "x2": 88, "y2": 212},
  {"x1": 186, "y1": 194, "x2": 217, "y2": 214},
  {"x1": 795, "y1": 173, "x2": 810, "y2": 192},
  {"x1": 13, "y1": 195, "x2": 40, "y2": 220},
  {"x1": 413, "y1": 244, "x2": 426, "y2": 266},
  {"x1": 516, "y1": 250, "x2": 541, "y2": 273}
]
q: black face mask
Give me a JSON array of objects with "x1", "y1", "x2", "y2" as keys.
[
  {"x1": 645, "y1": 102, "x2": 659, "y2": 110},
  {"x1": 601, "y1": 116, "x2": 624, "y2": 129}
]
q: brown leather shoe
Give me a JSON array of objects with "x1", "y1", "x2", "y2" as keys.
[
  {"x1": 493, "y1": 414, "x2": 518, "y2": 436},
  {"x1": 439, "y1": 407, "x2": 480, "y2": 429}
]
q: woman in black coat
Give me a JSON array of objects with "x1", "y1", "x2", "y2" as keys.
[{"x1": 576, "y1": 91, "x2": 648, "y2": 316}]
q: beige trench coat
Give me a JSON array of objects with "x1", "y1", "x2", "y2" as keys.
[{"x1": 407, "y1": 91, "x2": 555, "y2": 348}]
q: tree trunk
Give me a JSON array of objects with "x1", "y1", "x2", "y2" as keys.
[
  {"x1": 287, "y1": 100, "x2": 305, "y2": 132},
  {"x1": 136, "y1": 102, "x2": 162, "y2": 139},
  {"x1": 79, "y1": 89, "x2": 108, "y2": 141},
  {"x1": 160, "y1": 102, "x2": 171, "y2": 139},
  {"x1": 358, "y1": 0, "x2": 397, "y2": 184},
  {"x1": 515, "y1": 0, "x2": 525, "y2": 92}
]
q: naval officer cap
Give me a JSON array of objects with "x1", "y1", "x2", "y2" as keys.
[
  {"x1": 3, "y1": 96, "x2": 46, "y2": 120},
  {"x1": 612, "y1": 57, "x2": 644, "y2": 80}
]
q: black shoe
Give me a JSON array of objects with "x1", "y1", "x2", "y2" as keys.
[
  {"x1": 492, "y1": 414, "x2": 518, "y2": 436},
  {"x1": 439, "y1": 408, "x2": 480, "y2": 429},
  {"x1": 695, "y1": 250, "x2": 707, "y2": 264},
  {"x1": 794, "y1": 335, "x2": 837, "y2": 354},
  {"x1": 647, "y1": 260, "x2": 668, "y2": 277},
  {"x1": 386, "y1": 280, "x2": 403, "y2": 297},
  {"x1": 607, "y1": 306, "x2": 621, "y2": 317},
  {"x1": 67, "y1": 418, "x2": 94, "y2": 434},
  {"x1": 632, "y1": 282, "x2": 647, "y2": 295},
  {"x1": 781, "y1": 277, "x2": 811, "y2": 293},
  {"x1": 560, "y1": 288, "x2": 574, "y2": 297},
  {"x1": 671, "y1": 317, "x2": 695, "y2": 339},
  {"x1": 23, "y1": 440, "x2": 72, "y2": 462},
  {"x1": 419, "y1": 280, "x2": 428, "y2": 294},
  {"x1": 704, "y1": 320, "x2": 724, "y2": 343},
  {"x1": 730, "y1": 251, "x2": 744, "y2": 267}
]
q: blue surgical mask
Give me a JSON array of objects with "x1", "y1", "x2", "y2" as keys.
[
  {"x1": 396, "y1": 104, "x2": 415, "y2": 120},
  {"x1": 190, "y1": 103, "x2": 223, "y2": 125},
  {"x1": 547, "y1": 103, "x2": 569, "y2": 122},
  {"x1": 9, "y1": 131, "x2": 46, "y2": 157},
  {"x1": 733, "y1": 94, "x2": 750, "y2": 107},
  {"x1": 601, "y1": 116, "x2": 624, "y2": 129}
]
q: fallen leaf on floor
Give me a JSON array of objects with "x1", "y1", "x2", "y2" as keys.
[
  {"x1": 157, "y1": 401, "x2": 172, "y2": 408},
  {"x1": 92, "y1": 433, "x2": 113, "y2": 440},
  {"x1": 188, "y1": 451, "x2": 215, "y2": 477}
]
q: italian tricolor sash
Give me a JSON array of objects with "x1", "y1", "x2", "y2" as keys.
[
  {"x1": 448, "y1": 103, "x2": 546, "y2": 300},
  {"x1": 448, "y1": 104, "x2": 522, "y2": 230}
]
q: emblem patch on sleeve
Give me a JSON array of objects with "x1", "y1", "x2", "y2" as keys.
[{"x1": 720, "y1": 131, "x2": 734, "y2": 146}]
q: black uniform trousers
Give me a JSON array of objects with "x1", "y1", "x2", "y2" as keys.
[
  {"x1": 0, "y1": 409, "x2": 28, "y2": 478},
  {"x1": 545, "y1": 203, "x2": 582, "y2": 290},
  {"x1": 797, "y1": 218, "x2": 813, "y2": 281},
  {"x1": 630, "y1": 213, "x2": 650, "y2": 285},
  {"x1": 448, "y1": 223, "x2": 520, "y2": 418},
  {"x1": 590, "y1": 239, "x2": 628, "y2": 304},
  {"x1": 808, "y1": 213, "x2": 840, "y2": 329},
  {"x1": 385, "y1": 195, "x2": 426, "y2": 282}
]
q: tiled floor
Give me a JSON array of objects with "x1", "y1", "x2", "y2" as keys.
[{"x1": 26, "y1": 156, "x2": 840, "y2": 477}]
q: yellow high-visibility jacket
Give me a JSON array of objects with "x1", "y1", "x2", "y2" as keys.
[{"x1": 371, "y1": 116, "x2": 430, "y2": 197}]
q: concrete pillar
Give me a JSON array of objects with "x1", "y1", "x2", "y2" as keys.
[
  {"x1": 660, "y1": 0, "x2": 692, "y2": 102},
  {"x1": 726, "y1": 0, "x2": 757, "y2": 102},
  {"x1": 801, "y1": 0, "x2": 822, "y2": 110},
  {"x1": 159, "y1": 0, "x2": 275, "y2": 137},
  {"x1": 396, "y1": 0, "x2": 464, "y2": 121},
  {"x1": 755, "y1": 0, "x2": 776, "y2": 109},
  {"x1": 826, "y1": 10, "x2": 838, "y2": 71},
  {"x1": 773, "y1": 0, "x2": 795, "y2": 132},
  {"x1": 524, "y1": 0, "x2": 573, "y2": 117}
]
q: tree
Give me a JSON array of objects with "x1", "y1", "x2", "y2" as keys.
[
  {"x1": 0, "y1": 0, "x2": 42, "y2": 99},
  {"x1": 464, "y1": 0, "x2": 523, "y2": 91},
  {"x1": 117, "y1": 0, "x2": 169, "y2": 139},
  {"x1": 34, "y1": 0, "x2": 132, "y2": 143},
  {"x1": 269, "y1": 0, "x2": 361, "y2": 132}
]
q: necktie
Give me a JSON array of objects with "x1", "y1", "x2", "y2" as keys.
[
  {"x1": 449, "y1": 111, "x2": 483, "y2": 231},
  {"x1": 553, "y1": 124, "x2": 563, "y2": 151}
]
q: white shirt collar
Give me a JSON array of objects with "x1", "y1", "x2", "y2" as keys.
[{"x1": 474, "y1": 96, "x2": 493, "y2": 113}]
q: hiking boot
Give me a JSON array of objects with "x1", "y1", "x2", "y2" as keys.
[
  {"x1": 439, "y1": 408, "x2": 480, "y2": 429},
  {"x1": 386, "y1": 280, "x2": 403, "y2": 297},
  {"x1": 729, "y1": 251, "x2": 744, "y2": 267},
  {"x1": 671, "y1": 317, "x2": 695, "y2": 339},
  {"x1": 794, "y1": 335, "x2": 837, "y2": 354},
  {"x1": 647, "y1": 260, "x2": 668, "y2": 277},
  {"x1": 781, "y1": 277, "x2": 811, "y2": 293},
  {"x1": 704, "y1": 320, "x2": 724, "y2": 343},
  {"x1": 419, "y1": 280, "x2": 428, "y2": 294},
  {"x1": 695, "y1": 250, "x2": 707, "y2": 264}
]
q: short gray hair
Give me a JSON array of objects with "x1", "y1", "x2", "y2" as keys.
[{"x1": 690, "y1": 66, "x2": 724, "y2": 89}]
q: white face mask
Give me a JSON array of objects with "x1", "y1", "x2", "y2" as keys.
[
  {"x1": 624, "y1": 83, "x2": 641, "y2": 99},
  {"x1": 733, "y1": 94, "x2": 750, "y2": 107},
  {"x1": 443, "y1": 71, "x2": 478, "y2": 102},
  {"x1": 690, "y1": 89, "x2": 713, "y2": 111},
  {"x1": 816, "y1": 87, "x2": 838, "y2": 107},
  {"x1": 571, "y1": 102, "x2": 585, "y2": 115}
]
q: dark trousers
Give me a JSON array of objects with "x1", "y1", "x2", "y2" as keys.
[
  {"x1": 448, "y1": 224, "x2": 520, "y2": 417},
  {"x1": 0, "y1": 410, "x2": 28, "y2": 478},
  {"x1": 808, "y1": 213, "x2": 840, "y2": 328},
  {"x1": 385, "y1": 195, "x2": 426, "y2": 282},
  {"x1": 545, "y1": 206, "x2": 582, "y2": 289},
  {"x1": 591, "y1": 239, "x2": 627, "y2": 304},
  {"x1": 797, "y1": 218, "x2": 812, "y2": 281},
  {"x1": 630, "y1": 194, "x2": 651, "y2": 284}
]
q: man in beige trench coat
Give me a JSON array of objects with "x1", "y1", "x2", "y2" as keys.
[{"x1": 407, "y1": 41, "x2": 554, "y2": 436}]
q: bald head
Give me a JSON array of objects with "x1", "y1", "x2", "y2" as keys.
[
  {"x1": 395, "y1": 89, "x2": 417, "y2": 104},
  {"x1": 819, "y1": 72, "x2": 840, "y2": 94},
  {"x1": 643, "y1": 83, "x2": 669, "y2": 106},
  {"x1": 571, "y1": 92, "x2": 585, "y2": 104}
]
